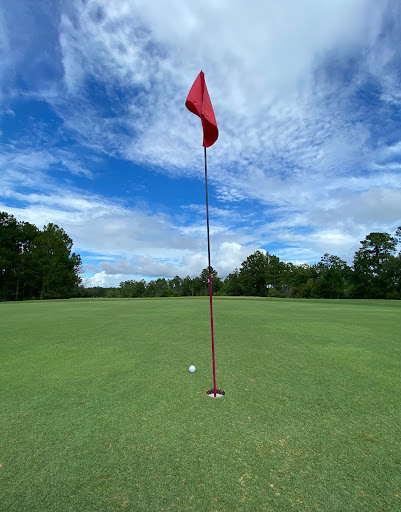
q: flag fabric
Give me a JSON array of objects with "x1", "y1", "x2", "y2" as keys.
[{"x1": 185, "y1": 71, "x2": 219, "y2": 148}]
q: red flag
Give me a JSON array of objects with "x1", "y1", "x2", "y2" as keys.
[{"x1": 185, "y1": 71, "x2": 218, "y2": 148}]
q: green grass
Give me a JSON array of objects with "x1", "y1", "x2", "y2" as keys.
[{"x1": 1, "y1": 297, "x2": 400, "y2": 512}]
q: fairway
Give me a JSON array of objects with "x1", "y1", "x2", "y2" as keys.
[{"x1": 1, "y1": 298, "x2": 400, "y2": 512}]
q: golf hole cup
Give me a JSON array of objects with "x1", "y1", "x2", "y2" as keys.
[
  {"x1": 206, "y1": 388, "x2": 225, "y2": 398},
  {"x1": 189, "y1": 365, "x2": 196, "y2": 373}
]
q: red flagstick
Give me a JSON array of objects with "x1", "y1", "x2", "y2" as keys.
[
  {"x1": 186, "y1": 71, "x2": 219, "y2": 397},
  {"x1": 204, "y1": 147, "x2": 217, "y2": 397}
]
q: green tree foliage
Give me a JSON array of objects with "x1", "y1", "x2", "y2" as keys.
[
  {"x1": 6, "y1": 211, "x2": 398, "y2": 301},
  {"x1": 119, "y1": 279, "x2": 147, "y2": 298},
  {"x1": 81, "y1": 228, "x2": 401, "y2": 300},
  {"x1": 0, "y1": 213, "x2": 39, "y2": 300},
  {"x1": 35, "y1": 224, "x2": 82, "y2": 300},
  {"x1": 119, "y1": 280, "x2": 137, "y2": 298},
  {"x1": 181, "y1": 276, "x2": 194, "y2": 296},
  {"x1": 287, "y1": 263, "x2": 317, "y2": 297},
  {"x1": 0, "y1": 212, "x2": 82, "y2": 301},
  {"x1": 200, "y1": 267, "x2": 221, "y2": 295},
  {"x1": 224, "y1": 269, "x2": 242, "y2": 296},
  {"x1": 352, "y1": 232, "x2": 398, "y2": 298},
  {"x1": 75, "y1": 286, "x2": 110, "y2": 298},
  {"x1": 169, "y1": 276, "x2": 183, "y2": 296},
  {"x1": 381, "y1": 255, "x2": 401, "y2": 298},
  {"x1": 314, "y1": 254, "x2": 351, "y2": 299},
  {"x1": 239, "y1": 250, "x2": 268, "y2": 296},
  {"x1": 266, "y1": 253, "x2": 287, "y2": 296}
]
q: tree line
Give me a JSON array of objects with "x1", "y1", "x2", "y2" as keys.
[
  {"x1": 78, "y1": 229, "x2": 401, "y2": 300},
  {"x1": 1, "y1": 210, "x2": 400, "y2": 301},
  {"x1": 0, "y1": 212, "x2": 82, "y2": 301}
]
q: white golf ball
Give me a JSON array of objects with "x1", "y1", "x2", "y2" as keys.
[{"x1": 189, "y1": 365, "x2": 196, "y2": 373}]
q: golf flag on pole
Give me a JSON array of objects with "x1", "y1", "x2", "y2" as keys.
[
  {"x1": 186, "y1": 71, "x2": 219, "y2": 397},
  {"x1": 185, "y1": 71, "x2": 219, "y2": 148}
]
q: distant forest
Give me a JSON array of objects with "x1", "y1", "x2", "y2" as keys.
[{"x1": 1, "y1": 211, "x2": 400, "y2": 301}]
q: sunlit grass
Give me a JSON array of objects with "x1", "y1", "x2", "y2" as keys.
[{"x1": 1, "y1": 297, "x2": 400, "y2": 511}]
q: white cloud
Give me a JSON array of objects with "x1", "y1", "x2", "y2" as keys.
[
  {"x1": 83, "y1": 239, "x2": 267, "y2": 286},
  {"x1": 0, "y1": 147, "x2": 94, "y2": 189},
  {"x1": 42, "y1": 4, "x2": 395, "y2": 190},
  {"x1": 84, "y1": 263, "x2": 100, "y2": 273},
  {"x1": 2, "y1": 0, "x2": 401, "y2": 282},
  {"x1": 312, "y1": 188, "x2": 401, "y2": 234},
  {"x1": 0, "y1": 149, "x2": 56, "y2": 173},
  {"x1": 54, "y1": 0, "x2": 390, "y2": 179},
  {"x1": 213, "y1": 242, "x2": 263, "y2": 274},
  {"x1": 46, "y1": 0, "x2": 400, "y2": 256},
  {"x1": 98, "y1": 259, "x2": 138, "y2": 275},
  {"x1": 0, "y1": 9, "x2": 13, "y2": 104},
  {"x1": 83, "y1": 271, "x2": 123, "y2": 288},
  {"x1": 0, "y1": 192, "x2": 199, "y2": 257}
]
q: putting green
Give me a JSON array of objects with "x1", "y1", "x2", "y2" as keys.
[{"x1": 1, "y1": 297, "x2": 400, "y2": 511}]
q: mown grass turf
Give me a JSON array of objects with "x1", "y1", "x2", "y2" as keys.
[{"x1": 1, "y1": 297, "x2": 400, "y2": 511}]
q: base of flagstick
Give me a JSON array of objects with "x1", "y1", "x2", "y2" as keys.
[{"x1": 206, "y1": 388, "x2": 225, "y2": 398}]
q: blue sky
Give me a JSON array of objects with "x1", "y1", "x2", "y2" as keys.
[{"x1": 1, "y1": 0, "x2": 401, "y2": 286}]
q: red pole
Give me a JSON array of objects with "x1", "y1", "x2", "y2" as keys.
[
  {"x1": 209, "y1": 272, "x2": 217, "y2": 396},
  {"x1": 204, "y1": 147, "x2": 217, "y2": 397}
]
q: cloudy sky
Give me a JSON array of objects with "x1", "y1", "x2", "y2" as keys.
[{"x1": 1, "y1": 0, "x2": 401, "y2": 286}]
